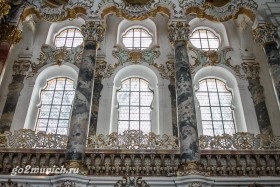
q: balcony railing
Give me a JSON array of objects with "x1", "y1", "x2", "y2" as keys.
[{"x1": 1, "y1": 129, "x2": 280, "y2": 177}]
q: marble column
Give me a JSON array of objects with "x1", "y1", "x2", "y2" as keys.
[
  {"x1": 253, "y1": 23, "x2": 280, "y2": 107},
  {"x1": 0, "y1": 60, "x2": 30, "y2": 133},
  {"x1": 65, "y1": 21, "x2": 104, "y2": 171},
  {"x1": 168, "y1": 21, "x2": 200, "y2": 168},
  {"x1": 242, "y1": 61, "x2": 272, "y2": 134}
]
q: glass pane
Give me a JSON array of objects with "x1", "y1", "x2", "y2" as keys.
[
  {"x1": 196, "y1": 78, "x2": 235, "y2": 136},
  {"x1": 190, "y1": 29, "x2": 220, "y2": 51},
  {"x1": 122, "y1": 28, "x2": 152, "y2": 50},
  {"x1": 36, "y1": 77, "x2": 74, "y2": 136},
  {"x1": 117, "y1": 78, "x2": 153, "y2": 134},
  {"x1": 55, "y1": 28, "x2": 83, "y2": 49}
]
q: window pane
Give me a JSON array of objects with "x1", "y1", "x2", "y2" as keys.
[
  {"x1": 122, "y1": 27, "x2": 152, "y2": 50},
  {"x1": 117, "y1": 78, "x2": 153, "y2": 135},
  {"x1": 190, "y1": 29, "x2": 220, "y2": 51},
  {"x1": 35, "y1": 77, "x2": 75, "y2": 136},
  {"x1": 196, "y1": 78, "x2": 235, "y2": 136},
  {"x1": 54, "y1": 28, "x2": 83, "y2": 49}
]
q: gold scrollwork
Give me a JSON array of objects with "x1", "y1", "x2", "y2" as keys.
[
  {"x1": 21, "y1": 6, "x2": 86, "y2": 22},
  {"x1": 101, "y1": 6, "x2": 170, "y2": 21},
  {"x1": 0, "y1": 0, "x2": 11, "y2": 20},
  {"x1": 0, "y1": 24, "x2": 22, "y2": 45}
]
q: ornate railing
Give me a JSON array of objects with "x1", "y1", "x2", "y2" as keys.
[
  {"x1": 0, "y1": 129, "x2": 67, "y2": 149},
  {"x1": 199, "y1": 132, "x2": 280, "y2": 150},
  {"x1": 1, "y1": 129, "x2": 280, "y2": 150},
  {"x1": 87, "y1": 130, "x2": 178, "y2": 149},
  {"x1": 0, "y1": 129, "x2": 178, "y2": 150}
]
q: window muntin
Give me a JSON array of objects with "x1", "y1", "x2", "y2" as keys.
[
  {"x1": 122, "y1": 28, "x2": 152, "y2": 50},
  {"x1": 117, "y1": 78, "x2": 153, "y2": 134},
  {"x1": 54, "y1": 28, "x2": 83, "y2": 49},
  {"x1": 190, "y1": 29, "x2": 220, "y2": 51},
  {"x1": 196, "y1": 78, "x2": 235, "y2": 136},
  {"x1": 35, "y1": 77, "x2": 75, "y2": 135}
]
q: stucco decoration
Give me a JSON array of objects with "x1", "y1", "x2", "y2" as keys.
[
  {"x1": 189, "y1": 46, "x2": 245, "y2": 79},
  {"x1": 27, "y1": 45, "x2": 83, "y2": 78},
  {"x1": 181, "y1": 0, "x2": 257, "y2": 22},
  {"x1": 253, "y1": 23, "x2": 277, "y2": 46},
  {"x1": 189, "y1": 182, "x2": 202, "y2": 187},
  {"x1": 114, "y1": 177, "x2": 149, "y2": 187},
  {"x1": 103, "y1": 47, "x2": 169, "y2": 79},
  {"x1": 0, "y1": 24, "x2": 22, "y2": 44},
  {"x1": 0, "y1": 0, "x2": 11, "y2": 20}
]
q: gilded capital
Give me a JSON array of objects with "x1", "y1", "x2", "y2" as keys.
[
  {"x1": 168, "y1": 21, "x2": 190, "y2": 44},
  {"x1": 0, "y1": 24, "x2": 22, "y2": 44},
  {"x1": 253, "y1": 23, "x2": 277, "y2": 46},
  {"x1": 242, "y1": 62, "x2": 260, "y2": 80},
  {"x1": 81, "y1": 21, "x2": 105, "y2": 43},
  {"x1": 0, "y1": 0, "x2": 11, "y2": 20}
]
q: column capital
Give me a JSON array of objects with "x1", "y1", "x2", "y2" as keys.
[
  {"x1": 81, "y1": 21, "x2": 105, "y2": 43},
  {"x1": 12, "y1": 60, "x2": 31, "y2": 76},
  {"x1": 168, "y1": 21, "x2": 190, "y2": 45},
  {"x1": 241, "y1": 61, "x2": 260, "y2": 80},
  {"x1": 253, "y1": 23, "x2": 277, "y2": 46}
]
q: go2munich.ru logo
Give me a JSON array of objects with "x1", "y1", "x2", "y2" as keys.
[{"x1": 11, "y1": 165, "x2": 79, "y2": 176}]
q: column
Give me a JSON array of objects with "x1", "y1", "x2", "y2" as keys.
[
  {"x1": 65, "y1": 21, "x2": 104, "y2": 172},
  {"x1": 242, "y1": 60, "x2": 272, "y2": 134},
  {"x1": 168, "y1": 21, "x2": 202, "y2": 174},
  {"x1": 253, "y1": 23, "x2": 280, "y2": 107},
  {"x1": 0, "y1": 60, "x2": 30, "y2": 132}
]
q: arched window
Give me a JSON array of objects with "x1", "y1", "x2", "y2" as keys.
[
  {"x1": 117, "y1": 77, "x2": 153, "y2": 134},
  {"x1": 122, "y1": 27, "x2": 152, "y2": 50},
  {"x1": 190, "y1": 29, "x2": 220, "y2": 51},
  {"x1": 195, "y1": 78, "x2": 235, "y2": 136},
  {"x1": 54, "y1": 28, "x2": 83, "y2": 49},
  {"x1": 35, "y1": 77, "x2": 75, "y2": 135}
]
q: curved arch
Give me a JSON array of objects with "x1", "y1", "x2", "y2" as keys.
[
  {"x1": 24, "y1": 64, "x2": 78, "y2": 130},
  {"x1": 193, "y1": 66, "x2": 247, "y2": 135}
]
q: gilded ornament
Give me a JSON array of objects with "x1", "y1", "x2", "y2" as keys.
[
  {"x1": 81, "y1": 21, "x2": 105, "y2": 43},
  {"x1": 0, "y1": 24, "x2": 22, "y2": 45},
  {"x1": 0, "y1": 0, "x2": 11, "y2": 20},
  {"x1": 242, "y1": 62, "x2": 260, "y2": 80},
  {"x1": 123, "y1": 0, "x2": 153, "y2": 6},
  {"x1": 183, "y1": 0, "x2": 257, "y2": 22},
  {"x1": 114, "y1": 177, "x2": 149, "y2": 187},
  {"x1": 168, "y1": 21, "x2": 190, "y2": 44},
  {"x1": 101, "y1": 6, "x2": 170, "y2": 21},
  {"x1": 177, "y1": 161, "x2": 205, "y2": 176},
  {"x1": 253, "y1": 23, "x2": 277, "y2": 46},
  {"x1": 44, "y1": 0, "x2": 69, "y2": 7}
]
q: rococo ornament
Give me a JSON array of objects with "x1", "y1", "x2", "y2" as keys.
[
  {"x1": 0, "y1": 0, "x2": 11, "y2": 20},
  {"x1": 0, "y1": 24, "x2": 22, "y2": 45},
  {"x1": 81, "y1": 21, "x2": 105, "y2": 43},
  {"x1": 253, "y1": 23, "x2": 277, "y2": 46},
  {"x1": 242, "y1": 62, "x2": 260, "y2": 80},
  {"x1": 168, "y1": 21, "x2": 190, "y2": 44},
  {"x1": 114, "y1": 177, "x2": 150, "y2": 187}
]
